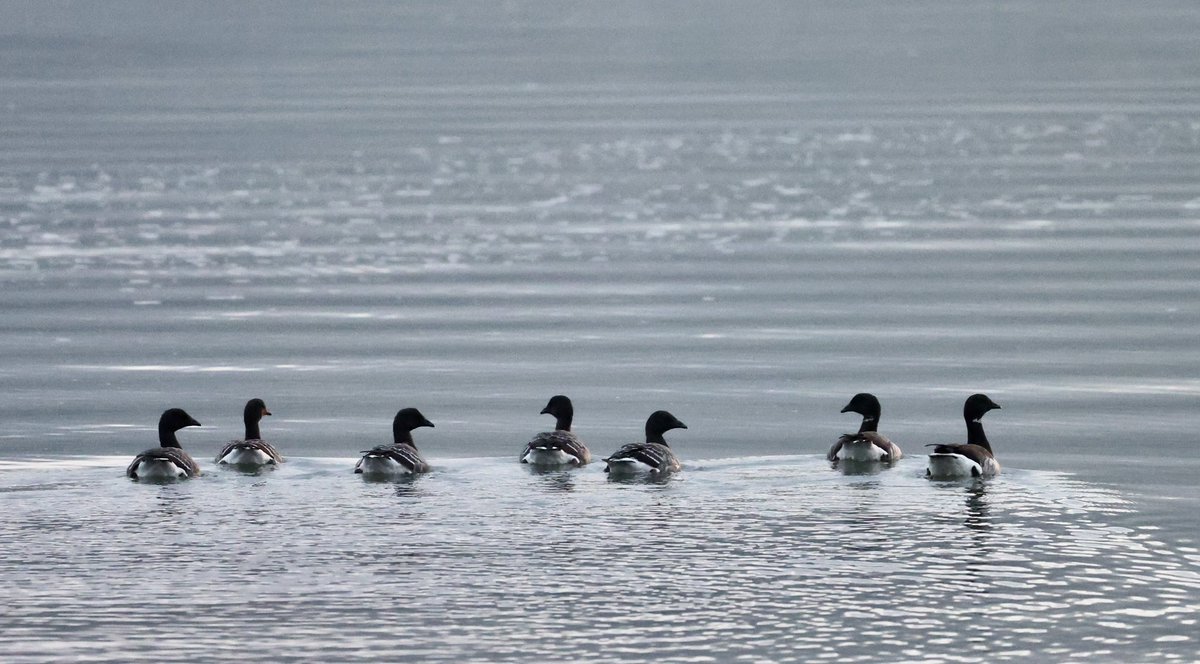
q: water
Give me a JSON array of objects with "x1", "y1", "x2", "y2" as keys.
[
  {"x1": 2, "y1": 1, "x2": 1199, "y2": 661},
  {"x1": 1, "y1": 457, "x2": 1197, "y2": 662}
]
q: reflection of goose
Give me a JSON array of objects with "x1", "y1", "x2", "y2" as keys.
[
  {"x1": 520, "y1": 395, "x2": 591, "y2": 466},
  {"x1": 216, "y1": 398, "x2": 284, "y2": 467},
  {"x1": 828, "y1": 393, "x2": 903, "y2": 463},
  {"x1": 354, "y1": 408, "x2": 435, "y2": 477},
  {"x1": 963, "y1": 484, "x2": 992, "y2": 532},
  {"x1": 126, "y1": 409, "x2": 203, "y2": 480},
  {"x1": 926, "y1": 394, "x2": 1002, "y2": 479},
  {"x1": 523, "y1": 465, "x2": 578, "y2": 493},
  {"x1": 604, "y1": 411, "x2": 687, "y2": 476}
]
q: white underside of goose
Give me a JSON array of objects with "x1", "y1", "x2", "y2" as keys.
[
  {"x1": 131, "y1": 459, "x2": 189, "y2": 480},
  {"x1": 836, "y1": 440, "x2": 889, "y2": 462},
  {"x1": 605, "y1": 458, "x2": 681, "y2": 475},
  {"x1": 356, "y1": 457, "x2": 415, "y2": 477},
  {"x1": 605, "y1": 458, "x2": 659, "y2": 475},
  {"x1": 926, "y1": 454, "x2": 1001, "y2": 479},
  {"x1": 522, "y1": 448, "x2": 577, "y2": 466},
  {"x1": 218, "y1": 448, "x2": 273, "y2": 466}
]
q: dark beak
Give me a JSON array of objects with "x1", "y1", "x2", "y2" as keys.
[
  {"x1": 540, "y1": 407, "x2": 552, "y2": 415},
  {"x1": 840, "y1": 404, "x2": 853, "y2": 413},
  {"x1": 422, "y1": 418, "x2": 435, "y2": 428},
  {"x1": 677, "y1": 422, "x2": 688, "y2": 429},
  {"x1": 992, "y1": 403, "x2": 1002, "y2": 410},
  {"x1": 189, "y1": 418, "x2": 202, "y2": 427},
  {"x1": 263, "y1": 409, "x2": 272, "y2": 417}
]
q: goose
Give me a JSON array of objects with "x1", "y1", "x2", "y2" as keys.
[
  {"x1": 215, "y1": 398, "x2": 284, "y2": 467},
  {"x1": 604, "y1": 410, "x2": 687, "y2": 476},
  {"x1": 828, "y1": 392, "x2": 902, "y2": 462},
  {"x1": 355, "y1": 408, "x2": 435, "y2": 476},
  {"x1": 520, "y1": 395, "x2": 591, "y2": 466},
  {"x1": 126, "y1": 408, "x2": 203, "y2": 480},
  {"x1": 926, "y1": 394, "x2": 1002, "y2": 479}
]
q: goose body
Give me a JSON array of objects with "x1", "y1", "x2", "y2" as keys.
[
  {"x1": 831, "y1": 432, "x2": 897, "y2": 462},
  {"x1": 216, "y1": 398, "x2": 284, "y2": 467},
  {"x1": 356, "y1": 443, "x2": 430, "y2": 475},
  {"x1": 927, "y1": 446, "x2": 1001, "y2": 478},
  {"x1": 216, "y1": 443, "x2": 281, "y2": 466},
  {"x1": 828, "y1": 393, "x2": 902, "y2": 463},
  {"x1": 355, "y1": 408, "x2": 435, "y2": 477},
  {"x1": 926, "y1": 394, "x2": 1002, "y2": 479},
  {"x1": 604, "y1": 410, "x2": 687, "y2": 476},
  {"x1": 127, "y1": 408, "x2": 203, "y2": 480},
  {"x1": 520, "y1": 395, "x2": 591, "y2": 466},
  {"x1": 128, "y1": 450, "x2": 196, "y2": 480}
]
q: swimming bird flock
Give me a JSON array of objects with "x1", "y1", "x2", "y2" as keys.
[{"x1": 126, "y1": 393, "x2": 1003, "y2": 482}]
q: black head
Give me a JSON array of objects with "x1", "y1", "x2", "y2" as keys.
[
  {"x1": 160, "y1": 408, "x2": 201, "y2": 432},
  {"x1": 540, "y1": 395, "x2": 572, "y2": 418},
  {"x1": 393, "y1": 407, "x2": 435, "y2": 433},
  {"x1": 243, "y1": 398, "x2": 271, "y2": 422},
  {"x1": 540, "y1": 394, "x2": 574, "y2": 431},
  {"x1": 963, "y1": 394, "x2": 1001, "y2": 422},
  {"x1": 840, "y1": 392, "x2": 881, "y2": 418},
  {"x1": 645, "y1": 410, "x2": 687, "y2": 444}
]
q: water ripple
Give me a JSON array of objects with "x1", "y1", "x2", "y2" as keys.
[{"x1": 0, "y1": 456, "x2": 1196, "y2": 662}]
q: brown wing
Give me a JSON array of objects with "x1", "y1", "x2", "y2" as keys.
[
  {"x1": 931, "y1": 443, "x2": 992, "y2": 466},
  {"x1": 523, "y1": 431, "x2": 591, "y2": 464},
  {"x1": 357, "y1": 444, "x2": 430, "y2": 473},
  {"x1": 215, "y1": 439, "x2": 285, "y2": 463},
  {"x1": 857, "y1": 432, "x2": 902, "y2": 460},
  {"x1": 605, "y1": 442, "x2": 678, "y2": 471},
  {"x1": 831, "y1": 432, "x2": 901, "y2": 461},
  {"x1": 127, "y1": 447, "x2": 202, "y2": 478}
]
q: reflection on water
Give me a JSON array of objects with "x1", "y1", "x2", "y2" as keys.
[
  {"x1": 604, "y1": 470, "x2": 677, "y2": 487},
  {"x1": 522, "y1": 464, "x2": 578, "y2": 493},
  {"x1": 831, "y1": 458, "x2": 896, "y2": 476},
  {"x1": 214, "y1": 463, "x2": 278, "y2": 478},
  {"x1": 962, "y1": 482, "x2": 993, "y2": 533},
  {"x1": 0, "y1": 455, "x2": 1196, "y2": 663}
]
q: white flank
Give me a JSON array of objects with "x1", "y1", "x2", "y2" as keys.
[
  {"x1": 219, "y1": 447, "x2": 272, "y2": 466},
  {"x1": 836, "y1": 440, "x2": 888, "y2": 462},
  {"x1": 356, "y1": 456, "x2": 412, "y2": 477},
  {"x1": 605, "y1": 458, "x2": 655, "y2": 475},
  {"x1": 926, "y1": 453, "x2": 981, "y2": 479},
  {"x1": 133, "y1": 459, "x2": 188, "y2": 480},
  {"x1": 522, "y1": 448, "x2": 576, "y2": 466}
]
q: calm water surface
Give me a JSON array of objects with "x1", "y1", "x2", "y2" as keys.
[{"x1": 1, "y1": 2, "x2": 1199, "y2": 661}]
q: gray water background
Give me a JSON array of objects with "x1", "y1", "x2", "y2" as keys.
[{"x1": 1, "y1": 2, "x2": 1199, "y2": 661}]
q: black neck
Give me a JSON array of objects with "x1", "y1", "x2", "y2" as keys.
[
  {"x1": 555, "y1": 412, "x2": 573, "y2": 432},
  {"x1": 645, "y1": 432, "x2": 669, "y2": 446},
  {"x1": 857, "y1": 415, "x2": 878, "y2": 434},
  {"x1": 393, "y1": 428, "x2": 415, "y2": 447},
  {"x1": 966, "y1": 419, "x2": 991, "y2": 451},
  {"x1": 244, "y1": 418, "x2": 261, "y2": 441},
  {"x1": 158, "y1": 424, "x2": 181, "y2": 449}
]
